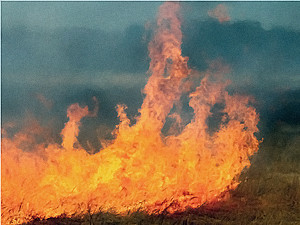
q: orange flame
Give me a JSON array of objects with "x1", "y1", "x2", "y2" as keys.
[
  {"x1": 208, "y1": 4, "x2": 231, "y2": 23},
  {"x1": 1, "y1": 2, "x2": 259, "y2": 224}
]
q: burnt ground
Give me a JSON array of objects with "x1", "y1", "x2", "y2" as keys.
[{"x1": 20, "y1": 122, "x2": 300, "y2": 225}]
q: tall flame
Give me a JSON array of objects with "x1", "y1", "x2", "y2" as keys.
[{"x1": 1, "y1": 2, "x2": 259, "y2": 224}]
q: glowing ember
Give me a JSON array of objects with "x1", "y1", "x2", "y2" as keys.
[{"x1": 1, "y1": 2, "x2": 259, "y2": 224}]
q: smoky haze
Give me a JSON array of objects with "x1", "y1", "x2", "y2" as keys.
[{"x1": 2, "y1": 2, "x2": 300, "y2": 149}]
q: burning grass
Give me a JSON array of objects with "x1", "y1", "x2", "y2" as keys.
[
  {"x1": 3, "y1": 2, "x2": 299, "y2": 224},
  {"x1": 22, "y1": 127, "x2": 300, "y2": 224}
]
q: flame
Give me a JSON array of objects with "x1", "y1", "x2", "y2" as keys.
[
  {"x1": 208, "y1": 4, "x2": 231, "y2": 23},
  {"x1": 1, "y1": 2, "x2": 259, "y2": 224}
]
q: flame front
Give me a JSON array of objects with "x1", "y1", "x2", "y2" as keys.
[{"x1": 1, "y1": 3, "x2": 259, "y2": 224}]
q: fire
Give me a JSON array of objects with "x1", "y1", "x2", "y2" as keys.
[
  {"x1": 208, "y1": 4, "x2": 231, "y2": 23},
  {"x1": 1, "y1": 2, "x2": 259, "y2": 224}
]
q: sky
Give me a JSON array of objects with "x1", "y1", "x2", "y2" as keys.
[
  {"x1": 2, "y1": 1, "x2": 300, "y2": 145},
  {"x1": 3, "y1": 2, "x2": 300, "y2": 31}
]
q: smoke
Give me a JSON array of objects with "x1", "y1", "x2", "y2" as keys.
[
  {"x1": 2, "y1": 14, "x2": 299, "y2": 145},
  {"x1": 35, "y1": 93, "x2": 53, "y2": 110}
]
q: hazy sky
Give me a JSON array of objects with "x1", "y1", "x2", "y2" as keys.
[
  {"x1": 2, "y1": 2, "x2": 300, "y2": 31},
  {"x1": 2, "y1": 1, "x2": 300, "y2": 136},
  {"x1": 2, "y1": 2, "x2": 161, "y2": 31}
]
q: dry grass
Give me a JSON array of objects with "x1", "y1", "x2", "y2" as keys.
[{"x1": 23, "y1": 125, "x2": 300, "y2": 225}]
